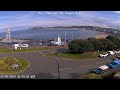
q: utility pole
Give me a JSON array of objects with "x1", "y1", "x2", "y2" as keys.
[
  {"x1": 65, "y1": 32, "x2": 66, "y2": 45},
  {"x1": 56, "y1": 52, "x2": 61, "y2": 79},
  {"x1": 72, "y1": 31, "x2": 73, "y2": 40},
  {"x1": 57, "y1": 58, "x2": 60, "y2": 79},
  {"x1": 6, "y1": 28, "x2": 11, "y2": 39}
]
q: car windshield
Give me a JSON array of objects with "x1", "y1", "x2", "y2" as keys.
[
  {"x1": 92, "y1": 68, "x2": 101, "y2": 73},
  {"x1": 95, "y1": 68, "x2": 102, "y2": 71},
  {"x1": 111, "y1": 62, "x2": 116, "y2": 65}
]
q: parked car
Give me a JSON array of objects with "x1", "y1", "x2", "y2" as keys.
[
  {"x1": 91, "y1": 65, "x2": 109, "y2": 74},
  {"x1": 108, "y1": 51, "x2": 115, "y2": 55},
  {"x1": 115, "y1": 50, "x2": 120, "y2": 54},
  {"x1": 108, "y1": 60, "x2": 120, "y2": 69},
  {"x1": 113, "y1": 56, "x2": 120, "y2": 61},
  {"x1": 98, "y1": 53, "x2": 108, "y2": 58}
]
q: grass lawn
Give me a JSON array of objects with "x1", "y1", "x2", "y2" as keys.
[
  {"x1": 47, "y1": 51, "x2": 106, "y2": 60},
  {"x1": 0, "y1": 46, "x2": 51, "y2": 53},
  {"x1": 0, "y1": 47, "x2": 12, "y2": 53},
  {"x1": 0, "y1": 57, "x2": 30, "y2": 74}
]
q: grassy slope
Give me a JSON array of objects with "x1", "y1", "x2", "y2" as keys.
[
  {"x1": 47, "y1": 51, "x2": 105, "y2": 60},
  {"x1": 0, "y1": 47, "x2": 50, "y2": 53},
  {"x1": 0, "y1": 57, "x2": 30, "y2": 74}
]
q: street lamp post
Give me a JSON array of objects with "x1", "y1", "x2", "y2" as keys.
[
  {"x1": 56, "y1": 52, "x2": 61, "y2": 79},
  {"x1": 57, "y1": 58, "x2": 60, "y2": 79}
]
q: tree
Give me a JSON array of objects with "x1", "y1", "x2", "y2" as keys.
[
  {"x1": 105, "y1": 40, "x2": 116, "y2": 50},
  {"x1": 87, "y1": 37, "x2": 96, "y2": 41},
  {"x1": 87, "y1": 38, "x2": 103, "y2": 51},
  {"x1": 99, "y1": 39, "x2": 116, "y2": 51},
  {"x1": 93, "y1": 39, "x2": 104, "y2": 51},
  {"x1": 106, "y1": 35, "x2": 120, "y2": 49},
  {"x1": 68, "y1": 39, "x2": 81, "y2": 54},
  {"x1": 68, "y1": 39, "x2": 94, "y2": 54},
  {"x1": 85, "y1": 40, "x2": 94, "y2": 52},
  {"x1": 68, "y1": 36, "x2": 117, "y2": 54}
]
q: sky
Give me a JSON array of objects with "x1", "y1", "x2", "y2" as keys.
[{"x1": 1, "y1": 11, "x2": 120, "y2": 31}]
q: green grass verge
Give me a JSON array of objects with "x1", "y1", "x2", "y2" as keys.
[
  {"x1": 0, "y1": 47, "x2": 50, "y2": 53},
  {"x1": 0, "y1": 57, "x2": 30, "y2": 74},
  {"x1": 47, "y1": 51, "x2": 106, "y2": 60},
  {"x1": 80, "y1": 73, "x2": 102, "y2": 79},
  {"x1": 0, "y1": 48, "x2": 12, "y2": 53}
]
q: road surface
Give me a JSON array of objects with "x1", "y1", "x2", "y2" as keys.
[{"x1": 0, "y1": 52, "x2": 118, "y2": 79}]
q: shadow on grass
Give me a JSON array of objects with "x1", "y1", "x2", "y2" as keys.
[
  {"x1": 102, "y1": 73, "x2": 115, "y2": 79},
  {"x1": 35, "y1": 72, "x2": 57, "y2": 79}
]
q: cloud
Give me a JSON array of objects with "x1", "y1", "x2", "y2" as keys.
[
  {"x1": 1, "y1": 11, "x2": 120, "y2": 30},
  {"x1": 114, "y1": 11, "x2": 120, "y2": 14},
  {"x1": 0, "y1": 11, "x2": 35, "y2": 29},
  {"x1": 73, "y1": 11, "x2": 120, "y2": 28},
  {"x1": 10, "y1": 12, "x2": 120, "y2": 28}
]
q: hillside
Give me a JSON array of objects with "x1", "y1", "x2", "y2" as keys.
[
  {"x1": 27, "y1": 26, "x2": 120, "y2": 34},
  {"x1": 28, "y1": 27, "x2": 44, "y2": 30}
]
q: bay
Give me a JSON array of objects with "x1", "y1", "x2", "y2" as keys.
[{"x1": 0, "y1": 29, "x2": 105, "y2": 40}]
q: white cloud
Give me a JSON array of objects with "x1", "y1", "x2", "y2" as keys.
[
  {"x1": 0, "y1": 11, "x2": 35, "y2": 29},
  {"x1": 10, "y1": 12, "x2": 120, "y2": 28},
  {"x1": 114, "y1": 11, "x2": 120, "y2": 13},
  {"x1": 1, "y1": 11, "x2": 120, "y2": 30}
]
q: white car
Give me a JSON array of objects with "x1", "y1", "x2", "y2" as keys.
[
  {"x1": 99, "y1": 65, "x2": 109, "y2": 71},
  {"x1": 115, "y1": 51, "x2": 120, "y2": 54},
  {"x1": 92, "y1": 65, "x2": 109, "y2": 74},
  {"x1": 108, "y1": 51, "x2": 115, "y2": 55},
  {"x1": 99, "y1": 53, "x2": 108, "y2": 57}
]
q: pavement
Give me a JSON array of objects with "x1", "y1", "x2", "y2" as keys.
[{"x1": 0, "y1": 51, "x2": 118, "y2": 79}]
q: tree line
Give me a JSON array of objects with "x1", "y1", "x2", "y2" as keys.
[{"x1": 68, "y1": 35, "x2": 120, "y2": 54}]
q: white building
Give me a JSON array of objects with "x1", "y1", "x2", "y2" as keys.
[{"x1": 53, "y1": 35, "x2": 62, "y2": 45}]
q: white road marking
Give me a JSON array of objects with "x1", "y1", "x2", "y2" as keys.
[
  {"x1": 79, "y1": 65, "x2": 91, "y2": 67},
  {"x1": 59, "y1": 59, "x2": 112, "y2": 71},
  {"x1": 59, "y1": 68, "x2": 73, "y2": 71}
]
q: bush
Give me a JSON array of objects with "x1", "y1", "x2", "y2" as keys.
[
  {"x1": 68, "y1": 39, "x2": 94, "y2": 54},
  {"x1": 68, "y1": 40, "x2": 81, "y2": 54},
  {"x1": 99, "y1": 39, "x2": 116, "y2": 51},
  {"x1": 106, "y1": 35, "x2": 120, "y2": 49},
  {"x1": 68, "y1": 35, "x2": 119, "y2": 54}
]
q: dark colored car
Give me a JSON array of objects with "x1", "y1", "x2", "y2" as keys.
[{"x1": 91, "y1": 68, "x2": 103, "y2": 74}]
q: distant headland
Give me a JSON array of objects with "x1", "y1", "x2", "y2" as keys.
[{"x1": 28, "y1": 26, "x2": 119, "y2": 30}]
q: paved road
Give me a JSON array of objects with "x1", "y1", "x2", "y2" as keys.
[{"x1": 0, "y1": 52, "x2": 118, "y2": 79}]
